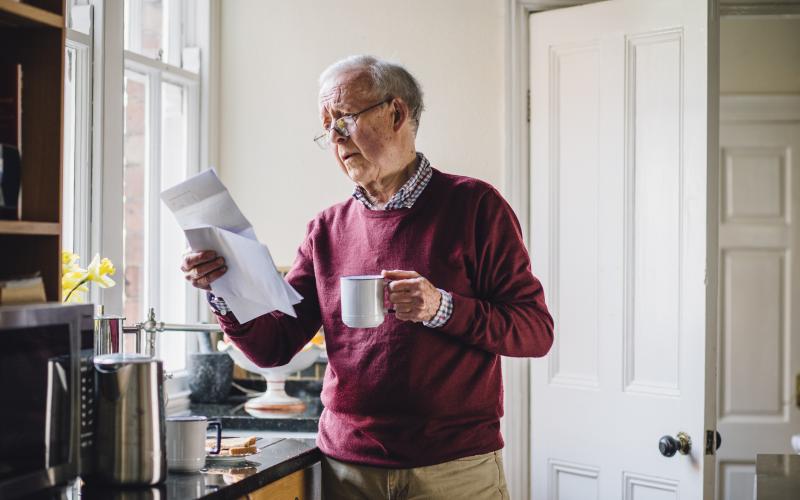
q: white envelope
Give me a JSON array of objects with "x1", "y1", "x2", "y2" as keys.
[{"x1": 161, "y1": 169, "x2": 301, "y2": 322}]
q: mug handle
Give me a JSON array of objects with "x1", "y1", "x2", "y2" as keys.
[
  {"x1": 382, "y1": 278, "x2": 396, "y2": 314},
  {"x1": 207, "y1": 420, "x2": 222, "y2": 455}
]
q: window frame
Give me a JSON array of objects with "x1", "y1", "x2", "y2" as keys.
[
  {"x1": 63, "y1": 0, "x2": 94, "y2": 286},
  {"x1": 122, "y1": 51, "x2": 201, "y2": 372},
  {"x1": 85, "y1": 0, "x2": 212, "y2": 403},
  {"x1": 63, "y1": 28, "x2": 94, "y2": 263},
  {"x1": 122, "y1": 12, "x2": 201, "y2": 379}
]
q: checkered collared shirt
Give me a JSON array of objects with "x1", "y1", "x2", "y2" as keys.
[
  {"x1": 352, "y1": 152, "x2": 432, "y2": 210},
  {"x1": 349, "y1": 153, "x2": 452, "y2": 328},
  {"x1": 210, "y1": 152, "x2": 453, "y2": 328}
]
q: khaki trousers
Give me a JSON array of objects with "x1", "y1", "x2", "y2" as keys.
[{"x1": 321, "y1": 451, "x2": 509, "y2": 500}]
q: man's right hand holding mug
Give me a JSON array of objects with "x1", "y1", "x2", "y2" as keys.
[{"x1": 181, "y1": 250, "x2": 227, "y2": 290}]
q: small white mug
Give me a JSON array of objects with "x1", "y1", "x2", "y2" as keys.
[
  {"x1": 166, "y1": 416, "x2": 222, "y2": 472},
  {"x1": 340, "y1": 275, "x2": 394, "y2": 328}
]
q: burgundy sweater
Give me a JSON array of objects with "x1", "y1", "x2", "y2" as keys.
[{"x1": 217, "y1": 168, "x2": 554, "y2": 467}]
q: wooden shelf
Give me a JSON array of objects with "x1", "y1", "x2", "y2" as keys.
[
  {"x1": 0, "y1": 0, "x2": 64, "y2": 301},
  {"x1": 0, "y1": 0, "x2": 63, "y2": 29},
  {"x1": 0, "y1": 220, "x2": 60, "y2": 235}
]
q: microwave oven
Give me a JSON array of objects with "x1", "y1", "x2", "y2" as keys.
[{"x1": 0, "y1": 303, "x2": 94, "y2": 499}]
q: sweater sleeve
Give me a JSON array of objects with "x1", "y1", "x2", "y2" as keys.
[
  {"x1": 215, "y1": 219, "x2": 323, "y2": 367},
  {"x1": 438, "y1": 188, "x2": 554, "y2": 357}
]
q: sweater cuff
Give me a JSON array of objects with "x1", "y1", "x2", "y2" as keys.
[
  {"x1": 423, "y1": 289, "x2": 453, "y2": 328},
  {"x1": 437, "y1": 291, "x2": 476, "y2": 336}
]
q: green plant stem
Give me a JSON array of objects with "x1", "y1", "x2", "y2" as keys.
[{"x1": 64, "y1": 277, "x2": 89, "y2": 302}]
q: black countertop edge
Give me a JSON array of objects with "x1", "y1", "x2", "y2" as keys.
[
  {"x1": 201, "y1": 439, "x2": 322, "y2": 500},
  {"x1": 75, "y1": 439, "x2": 322, "y2": 500},
  {"x1": 215, "y1": 415, "x2": 320, "y2": 433}
]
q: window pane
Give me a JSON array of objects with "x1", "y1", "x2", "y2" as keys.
[
  {"x1": 62, "y1": 47, "x2": 77, "y2": 254},
  {"x1": 68, "y1": 2, "x2": 91, "y2": 35},
  {"x1": 123, "y1": 70, "x2": 149, "y2": 328},
  {"x1": 160, "y1": 81, "x2": 188, "y2": 372},
  {"x1": 63, "y1": 41, "x2": 91, "y2": 290},
  {"x1": 124, "y1": 0, "x2": 166, "y2": 60}
]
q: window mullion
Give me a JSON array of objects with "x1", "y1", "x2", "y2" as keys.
[
  {"x1": 185, "y1": 82, "x2": 200, "y2": 325},
  {"x1": 125, "y1": 0, "x2": 142, "y2": 54},
  {"x1": 166, "y1": 0, "x2": 183, "y2": 67},
  {"x1": 72, "y1": 38, "x2": 93, "y2": 262},
  {"x1": 94, "y1": 0, "x2": 125, "y2": 314},
  {"x1": 146, "y1": 70, "x2": 162, "y2": 325},
  {"x1": 124, "y1": 49, "x2": 199, "y2": 84}
]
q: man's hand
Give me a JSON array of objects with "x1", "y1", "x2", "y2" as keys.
[
  {"x1": 382, "y1": 269, "x2": 441, "y2": 323},
  {"x1": 181, "y1": 250, "x2": 227, "y2": 291}
]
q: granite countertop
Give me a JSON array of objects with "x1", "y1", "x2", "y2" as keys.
[
  {"x1": 755, "y1": 454, "x2": 800, "y2": 500},
  {"x1": 31, "y1": 382, "x2": 324, "y2": 500},
  {"x1": 176, "y1": 380, "x2": 323, "y2": 433},
  {"x1": 53, "y1": 438, "x2": 321, "y2": 500}
]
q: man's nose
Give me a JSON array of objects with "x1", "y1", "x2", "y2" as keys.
[{"x1": 331, "y1": 128, "x2": 349, "y2": 144}]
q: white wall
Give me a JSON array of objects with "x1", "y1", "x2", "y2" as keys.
[
  {"x1": 219, "y1": 0, "x2": 506, "y2": 265},
  {"x1": 721, "y1": 17, "x2": 800, "y2": 94}
]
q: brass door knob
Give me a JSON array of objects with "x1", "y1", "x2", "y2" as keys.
[{"x1": 659, "y1": 432, "x2": 691, "y2": 457}]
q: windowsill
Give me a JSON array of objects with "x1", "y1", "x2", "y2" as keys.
[
  {"x1": 165, "y1": 370, "x2": 191, "y2": 413},
  {"x1": 166, "y1": 389, "x2": 191, "y2": 413}
]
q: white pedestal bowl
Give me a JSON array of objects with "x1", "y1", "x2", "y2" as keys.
[{"x1": 223, "y1": 343, "x2": 320, "y2": 416}]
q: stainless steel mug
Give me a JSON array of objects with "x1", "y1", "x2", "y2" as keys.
[
  {"x1": 92, "y1": 354, "x2": 167, "y2": 485},
  {"x1": 94, "y1": 314, "x2": 125, "y2": 356}
]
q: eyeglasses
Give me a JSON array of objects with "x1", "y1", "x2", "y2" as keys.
[{"x1": 313, "y1": 97, "x2": 393, "y2": 149}]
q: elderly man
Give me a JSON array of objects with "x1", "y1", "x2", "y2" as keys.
[{"x1": 181, "y1": 55, "x2": 553, "y2": 499}]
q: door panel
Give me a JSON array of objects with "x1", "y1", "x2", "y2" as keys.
[
  {"x1": 719, "y1": 462, "x2": 755, "y2": 500},
  {"x1": 548, "y1": 42, "x2": 601, "y2": 390},
  {"x1": 626, "y1": 29, "x2": 683, "y2": 397},
  {"x1": 716, "y1": 98, "x2": 800, "y2": 499},
  {"x1": 529, "y1": 1, "x2": 717, "y2": 498}
]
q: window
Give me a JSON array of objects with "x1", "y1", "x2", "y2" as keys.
[
  {"x1": 61, "y1": 0, "x2": 210, "y2": 403},
  {"x1": 123, "y1": 0, "x2": 201, "y2": 372},
  {"x1": 62, "y1": 2, "x2": 93, "y2": 264}
]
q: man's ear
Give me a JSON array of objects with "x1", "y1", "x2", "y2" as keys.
[{"x1": 392, "y1": 99, "x2": 409, "y2": 131}]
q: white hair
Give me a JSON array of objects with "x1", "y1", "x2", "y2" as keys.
[{"x1": 319, "y1": 55, "x2": 425, "y2": 134}]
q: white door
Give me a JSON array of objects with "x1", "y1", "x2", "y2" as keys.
[
  {"x1": 529, "y1": 1, "x2": 718, "y2": 498},
  {"x1": 716, "y1": 96, "x2": 800, "y2": 500}
]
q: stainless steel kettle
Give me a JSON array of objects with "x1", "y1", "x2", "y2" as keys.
[{"x1": 92, "y1": 354, "x2": 167, "y2": 485}]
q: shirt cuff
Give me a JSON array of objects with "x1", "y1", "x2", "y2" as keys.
[
  {"x1": 206, "y1": 292, "x2": 230, "y2": 316},
  {"x1": 423, "y1": 289, "x2": 453, "y2": 328}
]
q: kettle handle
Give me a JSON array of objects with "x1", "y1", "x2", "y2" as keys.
[{"x1": 95, "y1": 362, "x2": 121, "y2": 374}]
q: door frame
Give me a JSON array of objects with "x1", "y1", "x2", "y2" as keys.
[
  {"x1": 502, "y1": 4, "x2": 601, "y2": 499},
  {"x1": 505, "y1": 2, "x2": 799, "y2": 500}
]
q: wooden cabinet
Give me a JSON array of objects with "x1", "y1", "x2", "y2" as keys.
[
  {"x1": 0, "y1": 0, "x2": 65, "y2": 301},
  {"x1": 241, "y1": 465, "x2": 319, "y2": 500}
]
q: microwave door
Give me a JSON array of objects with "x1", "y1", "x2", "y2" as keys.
[{"x1": 45, "y1": 357, "x2": 70, "y2": 469}]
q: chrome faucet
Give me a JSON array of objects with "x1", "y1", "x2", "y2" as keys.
[{"x1": 122, "y1": 307, "x2": 222, "y2": 358}]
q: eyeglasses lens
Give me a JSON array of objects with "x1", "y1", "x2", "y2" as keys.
[{"x1": 315, "y1": 116, "x2": 355, "y2": 149}]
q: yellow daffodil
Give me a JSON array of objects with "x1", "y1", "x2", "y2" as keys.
[
  {"x1": 62, "y1": 251, "x2": 116, "y2": 303},
  {"x1": 62, "y1": 251, "x2": 88, "y2": 302},
  {"x1": 86, "y1": 254, "x2": 116, "y2": 288},
  {"x1": 62, "y1": 250, "x2": 80, "y2": 270},
  {"x1": 62, "y1": 280, "x2": 89, "y2": 303}
]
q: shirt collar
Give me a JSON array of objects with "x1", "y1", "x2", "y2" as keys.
[{"x1": 352, "y1": 153, "x2": 432, "y2": 210}]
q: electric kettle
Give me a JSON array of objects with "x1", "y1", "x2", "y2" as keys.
[{"x1": 91, "y1": 354, "x2": 167, "y2": 485}]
